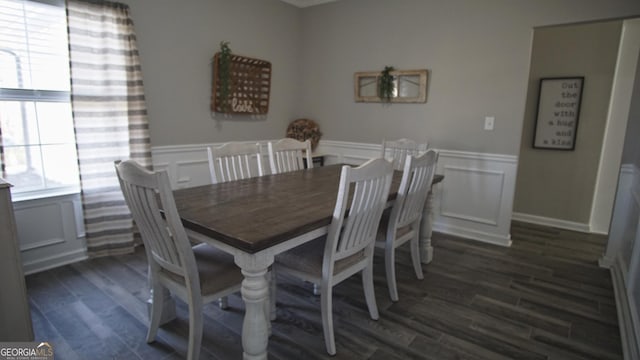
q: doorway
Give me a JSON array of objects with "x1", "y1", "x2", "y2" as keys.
[{"x1": 512, "y1": 19, "x2": 626, "y2": 234}]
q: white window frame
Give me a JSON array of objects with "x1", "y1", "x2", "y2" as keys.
[{"x1": 0, "y1": 0, "x2": 79, "y2": 201}]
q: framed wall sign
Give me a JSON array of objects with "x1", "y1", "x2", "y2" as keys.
[{"x1": 533, "y1": 77, "x2": 584, "y2": 150}]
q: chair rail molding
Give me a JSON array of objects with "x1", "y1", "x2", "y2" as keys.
[{"x1": 152, "y1": 140, "x2": 517, "y2": 246}]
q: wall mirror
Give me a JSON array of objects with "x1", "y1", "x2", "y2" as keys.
[{"x1": 354, "y1": 69, "x2": 428, "y2": 103}]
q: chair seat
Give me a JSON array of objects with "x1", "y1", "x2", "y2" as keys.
[
  {"x1": 276, "y1": 236, "x2": 365, "y2": 278},
  {"x1": 375, "y1": 216, "x2": 413, "y2": 248},
  {"x1": 162, "y1": 243, "x2": 243, "y2": 296}
]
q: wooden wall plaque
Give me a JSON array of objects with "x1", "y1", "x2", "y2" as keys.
[{"x1": 211, "y1": 53, "x2": 271, "y2": 114}]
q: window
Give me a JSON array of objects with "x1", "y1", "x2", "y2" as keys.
[{"x1": 0, "y1": 0, "x2": 79, "y2": 197}]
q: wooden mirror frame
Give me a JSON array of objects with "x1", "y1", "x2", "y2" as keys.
[{"x1": 354, "y1": 69, "x2": 428, "y2": 103}]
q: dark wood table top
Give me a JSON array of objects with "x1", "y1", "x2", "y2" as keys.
[{"x1": 172, "y1": 164, "x2": 443, "y2": 254}]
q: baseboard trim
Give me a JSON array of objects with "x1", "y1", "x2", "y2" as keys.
[
  {"x1": 433, "y1": 223, "x2": 512, "y2": 247},
  {"x1": 22, "y1": 247, "x2": 88, "y2": 275},
  {"x1": 512, "y1": 212, "x2": 591, "y2": 233}
]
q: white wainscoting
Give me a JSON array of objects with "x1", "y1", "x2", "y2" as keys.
[
  {"x1": 429, "y1": 150, "x2": 516, "y2": 247},
  {"x1": 152, "y1": 144, "x2": 214, "y2": 189},
  {"x1": 153, "y1": 140, "x2": 517, "y2": 246},
  {"x1": 316, "y1": 141, "x2": 516, "y2": 246},
  {"x1": 13, "y1": 193, "x2": 87, "y2": 275},
  {"x1": 602, "y1": 163, "x2": 640, "y2": 359},
  {"x1": 12, "y1": 140, "x2": 518, "y2": 274}
]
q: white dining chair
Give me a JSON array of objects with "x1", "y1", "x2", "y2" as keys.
[
  {"x1": 114, "y1": 160, "x2": 243, "y2": 360},
  {"x1": 273, "y1": 157, "x2": 393, "y2": 355},
  {"x1": 376, "y1": 150, "x2": 439, "y2": 301},
  {"x1": 207, "y1": 142, "x2": 264, "y2": 184},
  {"x1": 206, "y1": 141, "x2": 265, "y2": 308},
  {"x1": 381, "y1": 138, "x2": 428, "y2": 171},
  {"x1": 267, "y1": 138, "x2": 313, "y2": 174}
]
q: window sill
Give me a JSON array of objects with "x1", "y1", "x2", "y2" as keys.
[{"x1": 11, "y1": 186, "x2": 81, "y2": 203}]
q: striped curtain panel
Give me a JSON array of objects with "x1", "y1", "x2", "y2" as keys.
[{"x1": 67, "y1": 0, "x2": 151, "y2": 257}]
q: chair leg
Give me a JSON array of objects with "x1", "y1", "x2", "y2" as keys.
[
  {"x1": 218, "y1": 296, "x2": 229, "y2": 309},
  {"x1": 410, "y1": 230, "x2": 424, "y2": 280},
  {"x1": 320, "y1": 280, "x2": 336, "y2": 355},
  {"x1": 363, "y1": 264, "x2": 379, "y2": 320},
  {"x1": 385, "y1": 243, "x2": 399, "y2": 302},
  {"x1": 146, "y1": 277, "x2": 164, "y2": 343},
  {"x1": 186, "y1": 294, "x2": 204, "y2": 360}
]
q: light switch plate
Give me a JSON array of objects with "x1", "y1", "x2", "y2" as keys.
[{"x1": 484, "y1": 116, "x2": 495, "y2": 131}]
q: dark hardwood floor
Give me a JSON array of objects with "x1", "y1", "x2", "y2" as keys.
[{"x1": 25, "y1": 221, "x2": 620, "y2": 359}]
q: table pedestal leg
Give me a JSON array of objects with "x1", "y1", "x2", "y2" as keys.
[
  {"x1": 236, "y1": 254, "x2": 272, "y2": 360},
  {"x1": 420, "y1": 189, "x2": 435, "y2": 264}
]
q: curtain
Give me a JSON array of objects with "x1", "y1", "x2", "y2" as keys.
[{"x1": 67, "y1": 0, "x2": 151, "y2": 257}]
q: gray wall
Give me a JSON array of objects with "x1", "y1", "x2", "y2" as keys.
[
  {"x1": 514, "y1": 21, "x2": 622, "y2": 223},
  {"x1": 296, "y1": 0, "x2": 640, "y2": 155},
  {"x1": 123, "y1": 0, "x2": 302, "y2": 146},
  {"x1": 122, "y1": 0, "x2": 640, "y2": 155}
]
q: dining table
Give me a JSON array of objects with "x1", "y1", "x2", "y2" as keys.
[{"x1": 170, "y1": 163, "x2": 443, "y2": 359}]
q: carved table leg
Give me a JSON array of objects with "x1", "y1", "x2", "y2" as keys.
[
  {"x1": 235, "y1": 253, "x2": 273, "y2": 360},
  {"x1": 420, "y1": 188, "x2": 435, "y2": 264}
]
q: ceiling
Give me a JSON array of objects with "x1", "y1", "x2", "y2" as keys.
[{"x1": 279, "y1": 0, "x2": 338, "y2": 8}]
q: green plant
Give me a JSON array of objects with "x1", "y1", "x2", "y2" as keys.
[
  {"x1": 218, "y1": 41, "x2": 232, "y2": 110},
  {"x1": 378, "y1": 66, "x2": 395, "y2": 102}
]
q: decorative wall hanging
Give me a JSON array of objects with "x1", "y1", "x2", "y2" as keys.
[
  {"x1": 211, "y1": 42, "x2": 272, "y2": 114},
  {"x1": 354, "y1": 68, "x2": 428, "y2": 103},
  {"x1": 533, "y1": 77, "x2": 583, "y2": 150},
  {"x1": 378, "y1": 66, "x2": 395, "y2": 102},
  {"x1": 286, "y1": 118, "x2": 322, "y2": 150}
]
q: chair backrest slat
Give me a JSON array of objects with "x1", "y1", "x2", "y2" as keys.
[
  {"x1": 268, "y1": 138, "x2": 313, "y2": 174},
  {"x1": 393, "y1": 150, "x2": 439, "y2": 229},
  {"x1": 115, "y1": 160, "x2": 199, "y2": 284},
  {"x1": 207, "y1": 142, "x2": 264, "y2": 184},
  {"x1": 381, "y1": 138, "x2": 428, "y2": 171},
  {"x1": 327, "y1": 158, "x2": 393, "y2": 262}
]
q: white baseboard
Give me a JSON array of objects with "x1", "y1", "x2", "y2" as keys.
[
  {"x1": 433, "y1": 223, "x2": 512, "y2": 247},
  {"x1": 511, "y1": 212, "x2": 591, "y2": 233}
]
